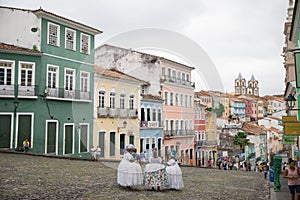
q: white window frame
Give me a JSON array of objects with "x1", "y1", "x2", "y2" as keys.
[
  {"x1": 110, "y1": 92, "x2": 116, "y2": 108},
  {"x1": 80, "y1": 71, "x2": 90, "y2": 92},
  {"x1": 46, "y1": 64, "x2": 59, "y2": 89},
  {"x1": 64, "y1": 68, "x2": 75, "y2": 91},
  {"x1": 98, "y1": 91, "x2": 105, "y2": 108},
  {"x1": 0, "y1": 59, "x2": 15, "y2": 86},
  {"x1": 65, "y1": 27, "x2": 76, "y2": 51},
  {"x1": 129, "y1": 95, "x2": 134, "y2": 110},
  {"x1": 120, "y1": 94, "x2": 125, "y2": 109},
  {"x1": 80, "y1": 33, "x2": 90, "y2": 54},
  {"x1": 47, "y1": 22, "x2": 60, "y2": 47},
  {"x1": 18, "y1": 61, "x2": 35, "y2": 86}
]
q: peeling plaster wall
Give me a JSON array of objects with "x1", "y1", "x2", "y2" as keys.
[{"x1": 95, "y1": 45, "x2": 161, "y2": 96}]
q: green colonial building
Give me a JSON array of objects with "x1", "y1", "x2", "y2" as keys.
[{"x1": 0, "y1": 6, "x2": 102, "y2": 157}]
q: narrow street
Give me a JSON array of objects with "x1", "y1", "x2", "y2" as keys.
[{"x1": 0, "y1": 153, "x2": 270, "y2": 199}]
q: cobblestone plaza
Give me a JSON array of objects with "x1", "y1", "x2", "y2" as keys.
[{"x1": 0, "y1": 153, "x2": 270, "y2": 200}]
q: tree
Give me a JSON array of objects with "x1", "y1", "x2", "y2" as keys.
[
  {"x1": 232, "y1": 132, "x2": 250, "y2": 153},
  {"x1": 212, "y1": 103, "x2": 225, "y2": 118}
]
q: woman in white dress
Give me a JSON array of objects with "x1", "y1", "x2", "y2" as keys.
[
  {"x1": 144, "y1": 148, "x2": 168, "y2": 191},
  {"x1": 166, "y1": 150, "x2": 184, "y2": 190},
  {"x1": 117, "y1": 144, "x2": 143, "y2": 189}
]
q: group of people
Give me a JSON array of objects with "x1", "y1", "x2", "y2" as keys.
[
  {"x1": 90, "y1": 146, "x2": 101, "y2": 161},
  {"x1": 117, "y1": 145, "x2": 184, "y2": 191}
]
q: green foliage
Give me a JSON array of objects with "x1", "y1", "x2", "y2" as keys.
[
  {"x1": 212, "y1": 103, "x2": 225, "y2": 117},
  {"x1": 232, "y1": 132, "x2": 250, "y2": 153}
]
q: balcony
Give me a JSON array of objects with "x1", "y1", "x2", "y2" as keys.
[
  {"x1": 160, "y1": 76, "x2": 195, "y2": 88},
  {"x1": 97, "y1": 107, "x2": 108, "y2": 117},
  {"x1": 97, "y1": 107, "x2": 138, "y2": 119},
  {"x1": 46, "y1": 87, "x2": 91, "y2": 101},
  {"x1": 140, "y1": 121, "x2": 161, "y2": 128},
  {"x1": 0, "y1": 84, "x2": 15, "y2": 96},
  {"x1": 0, "y1": 84, "x2": 38, "y2": 97},
  {"x1": 128, "y1": 109, "x2": 138, "y2": 118},
  {"x1": 195, "y1": 140, "x2": 207, "y2": 146}
]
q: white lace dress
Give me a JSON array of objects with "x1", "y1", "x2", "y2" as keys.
[
  {"x1": 166, "y1": 158, "x2": 184, "y2": 190},
  {"x1": 117, "y1": 152, "x2": 143, "y2": 186}
]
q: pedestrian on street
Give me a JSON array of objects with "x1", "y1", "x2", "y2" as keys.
[
  {"x1": 263, "y1": 164, "x2": 269, "y2": 179},
  {"x1": 22, "y1": 139, "x2": 30, "y2": 152},
  {"x1": 90, "y1": 146, "x2": 96, "y2": 160},
  {"x1": 95, "y1": 146, "x2": 101, "y2": 161},
  {"x1": 283, "y1": 159, "x2": 300, "y2": 200}
]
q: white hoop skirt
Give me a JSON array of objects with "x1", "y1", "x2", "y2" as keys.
[
  {"x1": 166, "y1": 159, "x2": 184, "y2": 190},
  {"x1": 117, "y1": 154, "x2": 143, "y2": 186}
]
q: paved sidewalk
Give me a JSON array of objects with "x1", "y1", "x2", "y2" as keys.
[{"x1": 270, "y1": 175, "x2": 290, "y2": 200}]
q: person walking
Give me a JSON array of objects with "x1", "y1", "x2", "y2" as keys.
[
  {"x1": 95, "y1": 146, "x2": 101, "y2": 161},
  {"x1": 263, "y1": 164, "x2": 269, "y2": 179},
  {"x1": 283, "y1": 160, "x2": 300, "y2": 200}
]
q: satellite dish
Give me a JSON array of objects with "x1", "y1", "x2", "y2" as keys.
[{"x1": 31, "y1": 27, "x2": 38, "y2": 32}]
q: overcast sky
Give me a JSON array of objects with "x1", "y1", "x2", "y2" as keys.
[{"x1": 1, "y1": 0, "x2": 289, "y2": 95}]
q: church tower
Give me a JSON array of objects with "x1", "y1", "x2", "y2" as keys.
[
  {"x1": 246, "y1": 75, "x2": 259, "y2": 96},
  {"x1": 234, "y1": 73, "x2": 246, "y2": 96}
]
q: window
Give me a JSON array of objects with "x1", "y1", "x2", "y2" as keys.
[
  {"x1": 189, "y1": 96, "x2": 192, "y2": 107},
  {"x1": 164, "y1": 91, "x2": 168, "y2": 105},
  {"x1": 175, "y1": 94, "x2": 179, "y2": 106},
  {"x1": 129, "y1": 135, "x2": 134, "y2": 145},
  {"x1": 186, "y1": 74, "x2": 190, "y2": 82},
  {"x1": 165, "y1": 120, "x2": 168, "y2": 130},
  {"x1": 120, "y1": 94, "x2": 125, "y2": 109},
  {"x1": 146, "y1": 138, "x2": 150, "y2": 149},
  {"x1": 19, "y1": 62, "x2": 34, "y2": 86},
  {"x1": 80, "y1": 71, "x2": 89, "y2": 92},
  {"x1": 185, "y1": 95, "x2": 188, "y2": 107},
  {"x1": 170, "y1": 92, "x2": 173, "y2": 106},
  {"x1": 0, "y1": 60, "x2": 14, "y2": 85},
  {"x1": 151, "y1": 137, "x2": 156, "y2": 149},
  {"x1": 99, "y1": 91, "x2": 105, "y2": 108},
  {"x1": 129, "y1": 95, "x2": 134, "y2": 109},
  {"x1": 147, "y1": 108, "x2": 151, "y2": 121},
  {"x1": 177, "y1": 71, "x2": 181, "y2": 82},
  {"x1": 162, "y1": 67, "x2": 165, "y2": 79},
  {"x1": 182, "y1": 73, "x2": 185, "y2": 82},
  {"x1": 158, "y1": 109, "x2": 161, "y2": 126},
  {"x1": 47, "y1": 65, "x2": 59, "y2": 88},
  {"x1": 172, "y1": 70, "x2": 176, "y2": 81},
  {"x1": 152, "y1": 108, "x2": 156, "y2": 121},
  {"x1": 110, "y1": 93, "x2": 116, "y2": 108},
  {"x1": 180, "y1": 94, "x2": 183, "y2": 107},
  {"x1": 64, "y1": 68, "x2": 75, "y2": 90},
  {"x1": 65, "y1": 28, "x2": 76, "y2": 51},
  {"x1": 48, "y1": 22, "x2": 60, "y2": 46},
  {"x1": 80, "y1": 33, "x2": 90, "y2": 54}
]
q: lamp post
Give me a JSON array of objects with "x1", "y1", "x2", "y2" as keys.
[{"x1": 285, "y1": 93, "x2": 297, "y2": 111}]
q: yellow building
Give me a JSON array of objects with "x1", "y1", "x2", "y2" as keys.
[
  {"x1": 203, "y1": 111, "x2": 218, "y2": 167},
  {"x1": 94, "y1": 66, "x2": 148, "y2": 160}
]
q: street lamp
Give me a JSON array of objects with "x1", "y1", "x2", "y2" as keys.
[
  {"x1": 117, "y1": 121, "x2": 127, "y2": 133},
  {"x1": 285, "y1": 93, "x2": 296, "y2": 110}
]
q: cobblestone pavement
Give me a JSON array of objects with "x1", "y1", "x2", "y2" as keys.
[{"x1": 0, "y1": 153, "x2": 270, "y2": 200}]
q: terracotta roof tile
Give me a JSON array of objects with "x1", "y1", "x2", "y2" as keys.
[
  {"x1": 94, "y1": 66, "x2": 149, "y2": 85},
  {"x1": 141, "y1": 94, "x2": 163, "y2": 102},
  {"x1": 0, "y1": 42, "x2": 42, "y2": 55}
]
